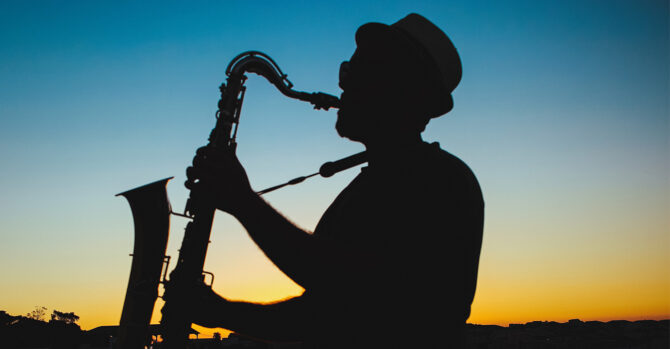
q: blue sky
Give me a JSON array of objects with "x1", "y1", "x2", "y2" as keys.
[{"x1": 0, "y1": 0, "x2": 667, "y2": 331}]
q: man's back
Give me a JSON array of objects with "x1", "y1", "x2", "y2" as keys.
[{"x1": 307, "y1": 141, "x2": 484, "y2": 346}]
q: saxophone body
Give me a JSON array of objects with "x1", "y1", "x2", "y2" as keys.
[{"x1": 116, "y1": 51, "x2": 339, "y2": 348}]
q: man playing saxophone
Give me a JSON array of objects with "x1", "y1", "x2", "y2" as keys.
[{"x1": 173, "y1": 13, "x2": 484, "y2": 348}]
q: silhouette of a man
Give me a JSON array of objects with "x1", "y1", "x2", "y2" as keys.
[{"x1": 178, "y1": 13, "x2": 483, "y2": 348}]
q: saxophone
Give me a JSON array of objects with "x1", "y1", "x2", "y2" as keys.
[{"x1": 116, "y1": 51, "x2": 363, "y2": 348}]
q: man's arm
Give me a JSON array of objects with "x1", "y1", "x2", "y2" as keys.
[
  {"x1": 166, "y1": 283, "x2": 313, "y2": 342},
  {"x1": 187, "y1": 146, "x2": 364, "y2": 290},
  {"x1": 233, "y1": 191, "x2": 376, "y2": 292},
  {"x1": 230, "y1": 192, "x2": 331, "y2": 290},
  {"x1": 210, "y1": 296, "x2": 313, "y2": 342}
]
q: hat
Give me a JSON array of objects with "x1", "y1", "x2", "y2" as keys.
[{"x1": 355, "y1": 13, "x2": 462, "y2": 116}]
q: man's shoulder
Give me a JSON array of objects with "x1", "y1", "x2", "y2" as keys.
[
  {"x1": 413, "y1": 142, "x2": 483, "y2": 203},
  {"x1": 418, "y1": 142, "x2": 477, "y2": 179}
]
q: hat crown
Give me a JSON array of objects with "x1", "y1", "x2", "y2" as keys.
[{"x1": 391, "y1": 13, "x2": 462, "y2": 94}]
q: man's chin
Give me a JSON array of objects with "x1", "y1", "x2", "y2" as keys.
[{"x1": 335, "y1": 118, "x2": 365, "y2": 142}]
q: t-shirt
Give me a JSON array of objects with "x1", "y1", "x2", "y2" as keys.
[{"x1": 304, "y1": 141, "x2": 484, "y2": 348}]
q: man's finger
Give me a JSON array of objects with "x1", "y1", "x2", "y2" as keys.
[
  {"x1": 195, "y1": 145, "x2": 213, "y2": 157},
  {"x1": 195, "y1": 145, "x2": 230, "y2": 159}
]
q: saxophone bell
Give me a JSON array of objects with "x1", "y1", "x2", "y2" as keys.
[{"x1": 116, "y1": 177, "x2": 173, "y2": 349}]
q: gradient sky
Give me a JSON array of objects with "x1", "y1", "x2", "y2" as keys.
[{"x1": 0, "y1": 0, "x2": 668, "y2": 338}]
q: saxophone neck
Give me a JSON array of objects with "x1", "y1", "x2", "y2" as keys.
[
  {"x1": 226, "y1": 51, "x2": 340, "y2": 110},
  {"x1": 209, "y1": 51, "x2": 341, "y2": 148}
]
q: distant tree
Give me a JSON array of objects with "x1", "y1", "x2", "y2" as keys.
[
  {"x1": 51, "y1": 310, "x2": 80, "y2": 324},
  {"x1": 1, "y1": 310, "x2": 14, "y2": 326},
  {"x1": 0, "y1": 310, "x2": 21, "y2": 328},
  {"x1": 213, "y1": 332, "x2": 222, "y2": 342},
  {"x1": 2, "y1": 308, "x2": 84, "y2": 348},
  {"x1": 26, "y1": 306, "x2": 48, "y2": 321}
]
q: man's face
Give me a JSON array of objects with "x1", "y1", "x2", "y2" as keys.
[{"x1": 336, "y1": 48, "x2": 399, "y2": 142}]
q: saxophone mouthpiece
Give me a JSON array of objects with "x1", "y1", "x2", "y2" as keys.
[{"x1": 310, "y1": 92, "x2": 340, "y2": 110}]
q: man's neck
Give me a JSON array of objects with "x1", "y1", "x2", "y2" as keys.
[{"x1": 363, "y1": 134, "x2": 424, "y2": 168}]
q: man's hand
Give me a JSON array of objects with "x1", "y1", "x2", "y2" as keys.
[
  {"x1": 185, "y1": 145, "x2": 256, "y2": 215},
  {"x1": 161, "y1": 281, "x2": 229, "y2": 329}
]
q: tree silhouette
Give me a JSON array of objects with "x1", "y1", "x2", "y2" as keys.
[
  {"x1": 26, "y1": 305, "x2": 48, "y2": 321},
  {"x1": 51, "y1": 310, "x2": 80, "y2": 324},
  {"x1": 1, "y1": 308, "x2": 84, "y2": 348},
  {"x1": 1, "y1": 310, "x2": 16, "y2": 326}
]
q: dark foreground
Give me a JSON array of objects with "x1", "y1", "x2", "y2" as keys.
[
  {"x1": 2, "y1": 309, "x2": 668, "y2": 349},
  {"x1": 464, "y1": 319, "x2": 669, "y2": 349}
]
